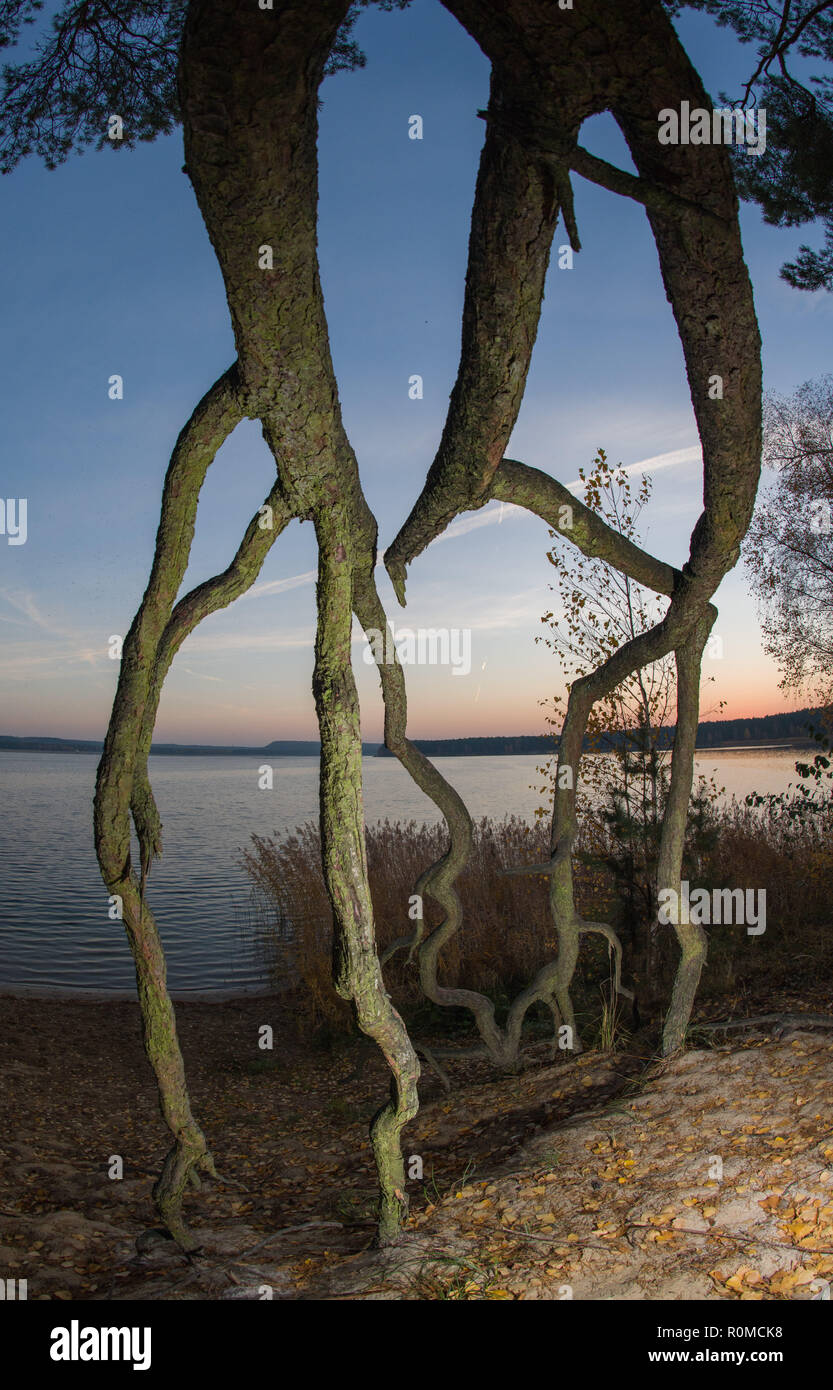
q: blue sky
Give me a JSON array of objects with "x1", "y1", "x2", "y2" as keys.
[{"x1": 1, "y1": 0, "x2": 830, "y2": 744}]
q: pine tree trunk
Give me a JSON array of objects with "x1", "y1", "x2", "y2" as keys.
[{"x1": 660, "y1": 615, "x2": 714, "y2": 1055}]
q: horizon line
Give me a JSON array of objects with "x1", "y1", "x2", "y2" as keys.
[{"x1": 0, "y1": 703, "x2": 824, "y2": 752}]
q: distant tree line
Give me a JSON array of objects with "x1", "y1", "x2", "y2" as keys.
[
  {"x1": 3, "y1": 706, "x2": 820, "y2": 761},
  {"x1": 376, "y1": 708, "x2": 825, "y2": 757}
]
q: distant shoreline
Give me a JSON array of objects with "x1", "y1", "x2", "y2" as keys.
[
  {"x1": 1, "y1": 716, "x2": 824, "y2": 761},
  {"x1": 0, "y1": 738, "x2": 815, "y2": 756},
  {"x1": 0, "y1": 737, "x2": 818, "y2": 757}
]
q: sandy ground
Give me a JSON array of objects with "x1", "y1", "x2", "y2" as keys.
[{"x1": 1, "y1": 992, "x2": 832, "y2": 1300}]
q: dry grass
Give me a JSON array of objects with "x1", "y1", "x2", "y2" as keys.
[
  {"x1": 695, "y1": 798, "x2": 833, "y2": 997},
  {"x1": 241, "y1": 799, "x2": 833, "y2": 1039},
  {"x1": 243, "y1": 816, "x2": 566, "y2": 1032}
]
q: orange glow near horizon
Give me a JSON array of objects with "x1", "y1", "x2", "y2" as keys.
[
  {"x1": 4, "y1": 687, "x2": 815, "y2": 748},
  {"x1": 0, "y1": 639, "x2": 816, "y2": 747}
]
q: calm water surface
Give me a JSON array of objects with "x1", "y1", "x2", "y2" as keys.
[{"x1": 0, "y1": 747, "x2": 803, "y2": 995}]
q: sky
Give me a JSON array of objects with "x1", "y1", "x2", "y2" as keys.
[{"x1": 0, "y1": 0, "x2": 831, "y2": 745}]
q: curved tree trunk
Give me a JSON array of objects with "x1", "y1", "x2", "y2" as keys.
[
  {"x1": 379, "y1": 0, "x2": 762, "y2": 1059},
  {"x1": 180, "y1": 0, "x2": 421, "y2": 1241},
  {"x1": 95, "y1": 0, "x2": 766, "y2": 1244},
  {"x1": 353, "y1": 572, "x2": 516, "y2": 1070},
  {"x1": 94, "y1": 366, "x2": 244, "y2": 1246},
  {"x1": 385, "y1": 67, "x2": 564, "y2": 600},
  {"x1": 659, "y1": 613, "x2": 715, "y2": 1055},
  {"x1": 130, "y1": 481, "x2": 292, "y2": 875},
  {"x1": 314, "y1": 532, "x2": 419, "y2": 1243},
  {"x1": 96, "y1": 472, "x2": 293, "y2": 1247}
]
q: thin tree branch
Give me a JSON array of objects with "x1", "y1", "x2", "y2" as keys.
[
  {"x1": 568, "y1": 145, "x2": 731, "y2": 228},
  {"x1": 491, "y1": 459, "x2": 680, "y2": 598}
]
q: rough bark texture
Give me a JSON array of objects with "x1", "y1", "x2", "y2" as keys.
[
  {"x1": 130, "y1": 482, "x2": 292, "y2": 882},
  {"x1": 96, "y1": 465, "x2": 291, "y2": 1247},
  {"x1": 385, "y1": 67, "x2": 564, "y2": 601},
  {"x1": 354, "y1": 572, "x2": 515, "y2": 1069},
  {"x1": 95, "y1": 365, "x2": 243, "y2": 889},
  {"x1": 96, "y1": 0, "x2": 420, "y2": 1246},
  {"x1": 363, "y1": 468, "x2": 675, "y2": 1070},
  {"x1": 659, "y1": 613, "x2": 715, "y2": 1056},
  {"x1": 314, "y1": 532, "x2": 419, "y2": 1242},
  {"x1": 180, "y1": 0, "x2": 419, "y2": 1242},
  {"x1": 95, "y1": 0, "x2": 765, "y2": 1242},
  {"x1": 492, "y1": 460, "x2": 679, "y2": 598},
  {"x1": 93, "y1": 366, "x2": 244, "y2": 1246},
  {"x1": 380, "y1": 0, "x2": 762, "y2": 1054}
]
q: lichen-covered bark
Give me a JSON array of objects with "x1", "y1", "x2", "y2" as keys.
[
  {"x1": 180, "y1": 0, "x2": 420, "y2": 1241},
  {"x1": 95, "y1": 364, "x2": 243, "y2": 888},
  {"x1": 387, "y1": 0, "x2": 761, "y2": 634},
  {"x1": 93, "y1": 365, "x2": 244, "y2": 1245},
  {"x1": 353, "y1": 572, "x2": 515, "y2": 1069},
  {"x1": 173, "y1": 0, "x2": 761, "y2": 1092},
  {"x1": 385, "y1": 68, "x2": 564, "y2": 602},
  {"x1": 99, "y1": 476, "x2": 292, "y2": 1248},
  {"x1": 659, "y1": 613, "x2": 715, "y2": 1055},
  {"x1": 96, "y1": 0, "x2": 766, "y2": 1251},
  {"x1": 445, "y1": 0, "x2": 762, "y2": 591},
  {"x1": 373, "y1": 437, "x2": 690, "y2": 1066},
  {"x1": 315, "y1": 530, "x2": 419, "y2": 1242},
  {"x1": 536, "y1": 592, "x2": 701, "y2": 1051},
  {"x1": 129, "y1": 482, "x2": 292, "y2": 885},
  {"x1": 380, "y1": 0, "x2": 762, "y2": 1055},
  {"x1": 358, "y1": 522, "x2": 639, "y2": 1073},
  {"x1": 492, "y1": 460, "x2": 679, "y2": 599},
  {"x1": 97, "y1": 874, "x2": 216, "y2": 1249}
]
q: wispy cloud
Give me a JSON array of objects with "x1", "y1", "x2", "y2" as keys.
[
  {"x1": 0, "y1": 642, "x2": 109, "y2": 680},
  {"x1": 182, "y1": 666, "x2": 223, "y2": 683},
  {"x1": 239, "y1": 446, "x2": 704, "y2": 603},
  {"x1": 352, "y1": 587, "x2": 547, "y2": 642},
  {"x1": 625, "y1": 445, "x2": 702, "y2": 476},
  {"x1": 0, "y1": 587, "x2": 61, "y2": 633},
  {"x1": 429, "y1": 444, "x2": 703, "y2": 546},
  {"x1": 182, "y1": 628, "x2": 314, "y2": 655},
  {"x1": 0, "y1": 447, "x2": 702, "y2": 688},
  {"x1": 0, "y1": 588, "x2": 112, "y2": 679},
  {"x1": 435, "y1": 503, "x2": 523, "y2": 543},
  {"x1": 240, "y1": 569, "x2": 317, "y2": 602}
]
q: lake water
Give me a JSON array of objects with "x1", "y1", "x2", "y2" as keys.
[{"x1": 0, "y1": 747, "x2": 804, "y2": 996}]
